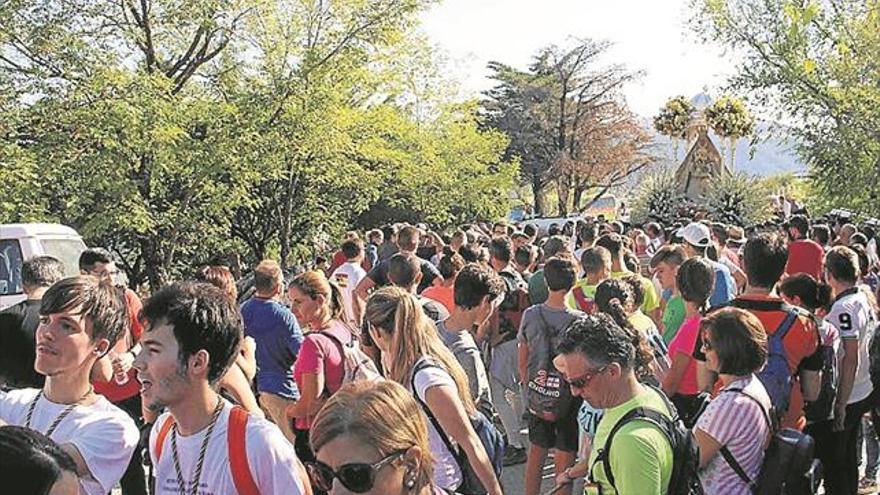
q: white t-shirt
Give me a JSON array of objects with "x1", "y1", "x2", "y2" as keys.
[
  {"x1": 0, "y1": 388, "x2": 139, "y2": 495},
  {"x1": 827, "y1": 287, "x2": 877, "y2": 404},
  {"x1": 410, "y1": 361, "x2": 463, "y2": 491},
  {"x1": 331, "y1": 261, "x2": 367, "y2": 324},
  {"x1": 150, "y1": 401, "x2": 306, "y2": 495}
]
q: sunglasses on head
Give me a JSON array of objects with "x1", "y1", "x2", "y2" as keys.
[
  {"x1": 307, "y1": 450, "x2": 406, "y2": 493},
  {"x1": 567, "y1": 365, "x2": 609, "y2": 388}
]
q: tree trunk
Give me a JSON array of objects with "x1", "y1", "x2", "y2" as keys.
[
  {"x1": 573, "y1": 183, "x2": 586, "y2": 212},
  {"x1": 556, "y1": 175, "x2": 570, "y2": 216},
  {"x1": 139, "y1": 236, "x2": 167, "y2": 292},
  {"x1": 531, "y1": 179, "x2": 545, "y2": 217}
]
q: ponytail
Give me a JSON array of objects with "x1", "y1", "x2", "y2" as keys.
[
  {"x1": 327, "y1": 280, "x2": 347, "y2": 323},
  {"x1": 595, "y1": 279, "x2": 655, "y2": 378}
]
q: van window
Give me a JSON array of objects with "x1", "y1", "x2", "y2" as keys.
[
  {"x1": 40, "y1": 239, "x2": 87, "y2": 277},
  {"x1": 0, "y1": 239, "x2": 24, "y2": 296}
]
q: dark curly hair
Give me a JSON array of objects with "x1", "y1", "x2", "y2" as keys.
[
  {"x1": 593, "y1": 279, "x2": 654, "y2": 379},
  {"x1": 557, "y1": 313, "x2": 652, "y2": 378}
]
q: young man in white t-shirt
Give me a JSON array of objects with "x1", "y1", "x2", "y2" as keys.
[
  {"x1": 134, "y1": 281, "x2": 309, "y2": 495},
  {"x1": 0, "y1": 275, "x2": 139, "y2": 495},
  {"x1": 330, "y1": 239, "x2": 367, "y2": 325},
  {"x1": 825, "y1": 246, "x2": 878, "y2": 494}
]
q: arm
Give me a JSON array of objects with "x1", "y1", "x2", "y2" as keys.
[
  {"x1": 286, "y1": 373, "x2": 324, "y2": 420},
  {"x1": 518, "y1": 342, "x2": 529, "y2": 386},
  {"x1": 799, "y1": 369, "x2": 821, "y2": 403},
  {"x1": 355, "y1": 276, "x2": 376, "y2": 302},
  {"x1": 424, "y1": 385, "x2": 503, "y2": 495},
  {"x1": 693, "y1": 427, "x2": 723, "y2": 469},
  {"x1": 236, "y1": 336, "x2": 257, "y2": 381},
  {"x1": 60, "y1": 443, "x2": 92, "y2": 478},
  {"x1": 219, "y1": 364, "x2": 265, "y2": 419},
  {"x1": 834, "y1": 338, "x2": 859, "y2": 431},
  {"x1": 661, "y1": 352, "x2": 691, "y2": 396}
]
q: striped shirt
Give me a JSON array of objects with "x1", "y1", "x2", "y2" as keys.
[{"x1": 695, "y1": 375, "x2": 771, "y2": 494}]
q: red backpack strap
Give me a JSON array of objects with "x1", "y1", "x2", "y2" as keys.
[
  {"x1": 572, "y1": 286, "x2": 591, "y2": 313},
  {"x1": 228, "y1": 407, "x2": 261, "y2": 495},
  {"x1": 153, "y1": 415, "x2": 175, "y2": 463}
]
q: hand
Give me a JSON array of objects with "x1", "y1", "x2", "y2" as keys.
[
  {"x1": 833, "y1": 403, "x2": 846, "y2": 432},
  {"x1": 555, "y1": 469, "x2": 574, "y2": 487},
  {"x1": 241, "y1": 336, "x2": 256, "y2": 357},
  {"x1": 111, "y1": 351, "x2": 135, "y2": 375}
]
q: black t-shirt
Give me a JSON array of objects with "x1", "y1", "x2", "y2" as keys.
[
  {"x1": 0, "y1": 299, "x2": 45, "y2": 389},
  {"x1": 367, "y1": 256, "x2": 442, "y2": 294}
]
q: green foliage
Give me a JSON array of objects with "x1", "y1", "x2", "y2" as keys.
[
  {"x1": 631, "y1": 168, "x2": 686, "y2": 226},
  {"x1": 653, "y1": 96, "x2": 695, "y2": 138},
  {"x1": 692, "y1": 0, "x2": 880, "y2": 216},
  {"x1": 703, "y1": 172, "x2": 772, "y2": 226},
  {"x1": 0, "y1": 0, "x2": 514, "y2": 287}
]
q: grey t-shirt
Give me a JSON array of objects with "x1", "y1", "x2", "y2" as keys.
[
  {"x1": 437, "y1": 319, "x2": 492, "y2": 408},
  {"x1": 517, "y1": 304, "x2": 585, "y2": 377}
]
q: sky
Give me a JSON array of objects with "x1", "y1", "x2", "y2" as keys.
[{"x1": 419, "y1": 0, "x2": 738, "y2": 118}]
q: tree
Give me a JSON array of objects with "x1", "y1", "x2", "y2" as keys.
[
  {"x1": 692, "y1": 0, "x2": 880, "y2": 216},
  {"x1": 482, "y1": 39, "x2": 648, "y2": 216},
  {"x1": 631, "y1": 168, "x2": 686, "y2": 226}
]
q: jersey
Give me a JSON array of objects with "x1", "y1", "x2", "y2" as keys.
[{"x1": 826, "y1": 287, "x2": 877, "y2": 404}]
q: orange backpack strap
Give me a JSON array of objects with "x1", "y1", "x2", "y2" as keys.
[
  {"x1": 228, "y1": 406, "x2": 261, "y2": 495},
  {"x1": 154, "y1": 415, "x2": 176, "y2": 463}
]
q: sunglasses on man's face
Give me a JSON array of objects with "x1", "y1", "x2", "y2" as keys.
[
  {"x1": 307, "y1": 450, "x2": 405, "y2": 493},
  {"x1": 566, "y1": 365, "x2": 609, "y2": 389}
]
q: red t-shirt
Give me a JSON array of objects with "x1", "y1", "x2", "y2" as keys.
[
  {"x1": 94, "y1": 288, "x2": 144, "y2": 403},
  {"x1": 421, "y1": 285, "x2": 455, "y2": 313},
  {"x1": 785, "y1": 239, "x2": 824, "y2": 280},
  {"x1": 292, "y1": 320, "x2": 352, "y2": 430}
]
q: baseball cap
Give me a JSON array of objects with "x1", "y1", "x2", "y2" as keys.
[
  {"x1": 726, "y1": 226, "x2": 746, "y2": 245},
  {"x1": 677, "y1": 222, "x2": 712, "y2": 248}
]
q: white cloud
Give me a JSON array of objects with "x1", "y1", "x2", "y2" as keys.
[{"x1": 420, "y1": 0, "x2": 737, "y2": 117}]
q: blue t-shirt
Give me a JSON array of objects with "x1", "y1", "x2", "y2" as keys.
[
  {"x1": 240, "y1": 298, "x2": 304, "y2": 399},
  {"x1": 709, "y1": 259, "x2": 736, "y2": 308}
]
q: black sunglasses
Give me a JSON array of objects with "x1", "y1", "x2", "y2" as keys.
[{"x1": 307, "y1": 450, "x2": 406, "y2": 493}]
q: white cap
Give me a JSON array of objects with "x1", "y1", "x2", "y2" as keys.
[{"x1": 677, "y1": 222, "x2": 712, "y2": 248}]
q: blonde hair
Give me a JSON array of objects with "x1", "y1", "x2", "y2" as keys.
[
  {"x1": 365, "y1": 286, "x2": 475, "y2": 414},
  {"x1": 310, "y1": 381, "x2": 434, "y2": 490},
  {"x1": 288, "y1": 270, "x2": 347, "y2": 324}
]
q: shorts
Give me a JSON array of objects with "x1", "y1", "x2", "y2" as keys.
[{"x1": 527, "y1": 403, "x2": 580, "y2": 453}]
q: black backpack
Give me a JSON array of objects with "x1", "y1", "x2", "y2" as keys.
[
  {"x1": 525, "y1": 306, "x2": 576, "y2": 422},
  {"x1": 803, "y1": 336, "x2": 838, "y2": 423},
  {"x1": 592, "y1": 385, "x2": 704, "y2": 495},
  {"x1": 720, "y1": 388, "x2": 821, "y2": 495}
]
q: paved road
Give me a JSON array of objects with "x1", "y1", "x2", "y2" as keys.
[{"x1": 501, "y1": 451, "x2": 584, "y2": 495}]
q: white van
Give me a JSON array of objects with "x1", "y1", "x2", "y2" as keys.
[{"x1": 0, "y1": 224, "x2": 87, "y2": 310}]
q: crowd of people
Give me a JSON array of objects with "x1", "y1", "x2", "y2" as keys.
[{"x1": 0, "y1": 211, "x2": 879, "y2": 495}]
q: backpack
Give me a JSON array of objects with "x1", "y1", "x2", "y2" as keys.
[
  {"x1": 488, "y1": 271, "x2": 530, "y2": 348},
  {"x1": 570, "y1": 286, "x2": 596, "y2": 314},
  {"x1": 152, "y1": 407, "x2": 313, "y2": 495},
  {"x1": 593, "y1": 385, "x2": 703, "y2": 495},
  {"x1": 410, "y1": 360, "x2": 505, "y2": 495},
  {"x1": 526, "y1": 306, "x2": 576, "y2": 422},
  {"x1": 728, "y1": 299, "x2": 805, "y2": 421},
  {"x1": 317, "y1": 331, "x2": 383, "y2": 387},
  {"x1": 803, "y1": 332, "x2": 838, "y2": 422},
  {"x1": 720, "y1": 388, "x2": 820, "y2": 495}
]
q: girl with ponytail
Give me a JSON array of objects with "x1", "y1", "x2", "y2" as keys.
[
  {"x1": 287, "y1": 270, "x2": 357, "y2": 467},
  {"x1": 594, "y1": 279, "x2": 657, "y2": 381},
  {"x1": 662, "y1": 257, "x2": 715, "y2": 427},
  {"x1": 365, "y1": 286, "x2": 503, "y2": 495}
]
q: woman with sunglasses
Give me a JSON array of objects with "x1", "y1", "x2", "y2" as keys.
[
  {"x1": 694, "y1": 308, "x2": 772, "y2": 494},
  {"x1": 287, "y1": 271, "x2": 357, "y2": 466},
  {"x1": 309, "y1": 380, "x2": 447, "y2": 494},
  {"x1": 662, "y1": 257, "x2": 714, "y2": 427},
  {"x1": 365, "y1": 287, "x2": 503, "y2": 495}
]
